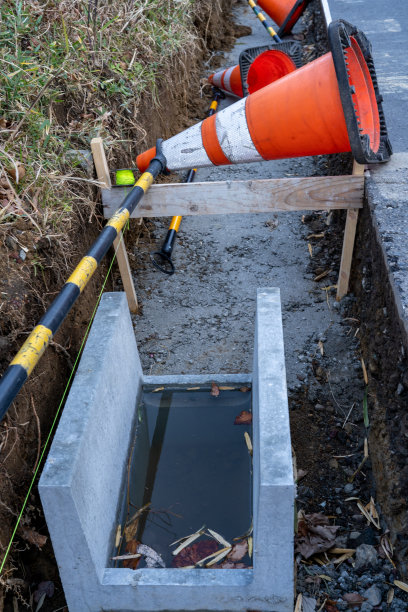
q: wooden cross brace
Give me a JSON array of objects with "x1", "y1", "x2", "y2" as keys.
[{"x1": 91, "y1": 137, "x2": 364, "y2": 311}]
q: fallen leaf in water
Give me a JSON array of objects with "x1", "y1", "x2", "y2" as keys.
[
  {"x1": 123, "y1": 540, "x2": 142, "y2": 569},
  {"x1": 207, "y1": 528, "x2": 231, "y2": 548},
  {"x1": 172, "y1": 538, "x2": 218, "y2": 567},
  {"x1": 172, "y1": 526, "x2": 205, "y2": 555},
  {"x1": 239, "y1": 386, "x2": 250, "y2": 392},
  {"x1": 219, "y1": 386, "x2": 235, "y2": 391},
  {"x1": 342, "y1": 592, "x2": 366, "y2": 606},
  {"x1": 124, "y1": 502, "x2": 151, "y2": 542},
  {"x1": 22, "y1": 528, "x2": 47, "y2": 549},
  {"x1": 138, "y1": 543, "x2": 165, "y2": 568},
  {"x1": 115, "y1": 524, "x2": 122, "y2": 548},
  {"x1": 244, "y1": 431, "x2": 253, "y2": 455},
  {"x1": 205, "y1": 547, "x2": 231, "y2": 567},
  {"x1": 248, "y1": 536, "x2": 253, "y2": 558},
  {"x1": 210, "y1": 382, "x2": 220, "y2": 397},
  {"x1": 152, "y1": 386, "x2": 164, "y2": 393},
  {"x1": 234, "y1": 410, "x2": 252, "y2": 425},
  {"x1": 228, "y1": 539, "x2": 248, "y2": 562},
  {"x1": 295, "y1": 513, "x2": 339, "y2": 559}
]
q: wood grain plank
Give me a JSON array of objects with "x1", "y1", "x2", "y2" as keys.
[
  {"x1": 336, "y1": 161, "x2": 365, "y2": 301},
  {"x1": 101, "y1": 175, "x2": 364, "y2": 218}
]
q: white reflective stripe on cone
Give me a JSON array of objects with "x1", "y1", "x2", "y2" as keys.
[
  {"x1": 211, "y1": 71, "x2": 223, "y2": 88},
  {"x1": 222, "y1": 66, "x2": 235, "y2": 93},
  {"x1": 215, "y1": 97, "x2": 264, "y2": 163},
  {"x1": 162, "y1": 120, "x2": 213, "y2": 171}
]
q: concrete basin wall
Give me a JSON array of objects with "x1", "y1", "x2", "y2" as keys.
[{"x1": 39, "y1": 290, "x2": 294, "y2": 611}]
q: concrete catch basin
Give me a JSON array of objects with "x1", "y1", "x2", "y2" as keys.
[{"x1": 39, "y1": 289, "x2": 294, "y2": 611}]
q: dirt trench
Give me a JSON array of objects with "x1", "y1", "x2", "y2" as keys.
[{"x1": 1, "y1": 0, "x2": 407, "y2": 609}]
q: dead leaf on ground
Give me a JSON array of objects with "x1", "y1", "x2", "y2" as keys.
[
  {"x1": 308, "y1": 243, "x2": 313, "y2": 257},
  {"x1": 210, "y1": 382, "x2": 220, "y2": 397},
  {"x1": 394, "y1": 579, "x2": 408, "y2": 594},
  {"x1": 227, "y1": 539, "x2": 248, "y2": 562},
  {"x1": 33, "y1": 581, "x2": 54, "y2": 603},
  {"x1": 324, "y1": 602, "x2": 339, "y2": 612},
  {"x1": 302, "y1": 595, "x2": 317, "y2": 612},
  {"x1": 22, "y1": 528, "x2": 47, "y2": 549},
  {"x1": 5, "y1": 163, "x2": 26, "y2": 183},
  {"x1": 234, "y1": 410, "x2": 252, "y2": 425},
  {"x1": 314, "y1": 269, "x2": 331, "y2": 282},
  {"x1": 295, "y1": 513, "x2": 339, "y2": 559},
  {"x1": 318, "y1": 340, "x2": 324, "y2": 356},
  {"x1": 172, "y1": 538, "x2": 218, "y2": 567},
  {"x1": 342, "y1": 592, "x2": 366, "y2": 606},
  {"x1": 296, "y1": 469, "x2": 308, "y2": 482}
]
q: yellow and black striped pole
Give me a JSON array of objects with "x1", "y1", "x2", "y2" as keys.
[
  {"x1": 0, "y1": 141, "x2": 167, "y2": 420},
  {"x1": 247, "y1": 0, "x2": 282, "y2": 42},
  {"x1": 150, "y1": 90, "x2": 224, "y2": 275}
]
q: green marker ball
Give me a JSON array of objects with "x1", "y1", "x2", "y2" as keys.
[{"x1": 116, "y1": 169, "x2": 136, "y2": 186}]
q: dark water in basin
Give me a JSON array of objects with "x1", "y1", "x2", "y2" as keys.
[{"x1": 115, "y1": 386, "x2": 252, "y2": 568}]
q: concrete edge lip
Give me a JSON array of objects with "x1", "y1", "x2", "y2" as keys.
[{"x1": 39, "y1": 290, "x2": 294, "y2": 611}]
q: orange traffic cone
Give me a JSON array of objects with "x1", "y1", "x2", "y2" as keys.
[
  {"x1": 208, "y1": 65, "x2": 244, "y2": 97},
  {"x1": 136, "y1": 21, "x2": 391, "y2": 172},
  {"x1": 256, "y1": 0, "x2": 312, "y2": 37},
  {"x1": 209, "y1": 43, "x2": 301, "y2": 97}
]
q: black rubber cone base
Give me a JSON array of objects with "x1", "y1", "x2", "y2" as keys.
[
  {"x1": 278, "y1": 0, "x2": 312, "y2": 37},
  {"x1": 239, "y1": 41, "x2": 302, "y2": 97},
  {"x1": 328, "y1": 19, "x2": 392, "y2": 164}
]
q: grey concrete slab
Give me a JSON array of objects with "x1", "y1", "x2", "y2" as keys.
[{"x1": 39, "y1": 291, "x2": 294, "y2": 611}]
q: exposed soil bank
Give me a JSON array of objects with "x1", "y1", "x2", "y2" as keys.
[{"x1": 351, "y1": 195, "x2": 408, "y2": 578}]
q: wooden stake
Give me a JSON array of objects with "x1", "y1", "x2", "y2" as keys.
[
  {"x1": 90, "y1": 138, "x2": 138, "y2": 313},
  {"x1": 336, "y1": 161, "x2": 364, "y2": 301}
]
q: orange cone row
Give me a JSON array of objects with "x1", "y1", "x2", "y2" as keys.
[{"x1": 136, "y1": 21, "x2": 391, "y2": 172}]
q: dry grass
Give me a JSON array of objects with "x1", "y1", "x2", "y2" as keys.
[{"x1": 0, "y1": 0, "x2": 201, "y2": 237}]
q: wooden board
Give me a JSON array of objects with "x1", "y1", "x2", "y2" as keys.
[
  {"x1": 102, "y1": 175, "x2": 364, "y2": 218},
  {"x1": 336, "y1": 161, "x2": 364, "y2": 300}
]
